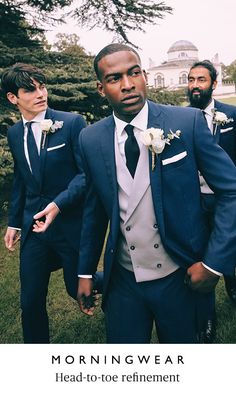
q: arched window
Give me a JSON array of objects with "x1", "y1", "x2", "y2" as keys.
[
  {"x1": 154, "y1": 73, "x2": 164, "y2": 88},
  {"x1": 179, "y1": 72, "x2": 188, "y2": 85}
]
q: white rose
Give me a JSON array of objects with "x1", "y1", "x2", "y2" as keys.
[
  {"x1": 152, "y1": 137, "x2": 166, "y2": 154},
  {"x1": 140, "y1": 130, "x2": 152, "y2": 146},
  {"x1": 140, "y1": 128, "x2": 164, "y2": 146},
  {"x1": 40, "y1": 119, "x2": 53, "y2": 132},
  {"x1": 215, "y1": 111, "x2": 228, "y2": 123}
]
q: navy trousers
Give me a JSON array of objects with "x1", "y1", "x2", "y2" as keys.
[
  {"x1": 20, "y1": 222, "x2": 79, "y2": 343},
  {"x1": 104, "y1": 264, "x2": 198, "y2": 343}
]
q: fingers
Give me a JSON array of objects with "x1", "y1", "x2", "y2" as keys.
[
  {"x1": 32, "y1": 219, "x2": 50, "y2": 233},
  {"x1": 4, "y1": 232, "x2": 21, "y2": 251},
  {"x1": 33, "y1": 209, "x2": 46, "y2": 220},
  {"x1": 78, "y1": 294, "x2": 96, "y2": 316}
]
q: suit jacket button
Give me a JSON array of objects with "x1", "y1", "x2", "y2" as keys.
[
  {"x1": 126, "y1": 226, "x2": 131, "y2": 231},
  {"x1": 154, "y1": 243, "x2": 159, "y2": 248},
  {"x1": 157, "y1": 263, "x2": 162, "y2": 268},
  {"x1": 130, "y1": 245, "x2": 135, "y2": 250}
]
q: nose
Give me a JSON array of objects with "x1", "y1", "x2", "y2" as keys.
[
  {"x1": 35, "y1": 87, "x2": 44, "y2": 97},
  {"x1": 121, "y1": 75, "x2": 134, "y2": 91},
  {"x1": 191, "y1": 79, "x2": 199, "y2": 89}
]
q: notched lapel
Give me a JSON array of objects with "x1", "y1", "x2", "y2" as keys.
[
  {"x1": 100, "y1": 118, "x2": 117, "y2": 193},
  {"x1": 147, "y1": 103, "x2": 166, "y2": 237},
  {"x1": 39, "y1": 108, "x2": 56, "y2": 186},
  {"x1": 15, "y1": 122, "x2": 40, "y2": 189}
]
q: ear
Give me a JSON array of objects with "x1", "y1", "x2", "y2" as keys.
[
  {"x1": 7, "y1": 92, "x2": 18, "y2": 105},
  {"x1": 97, "y1": 81, "x2": 106, "y2": 97},
  {"x1": 212, "y1": 80, "x2": 217, "y2": 90},
  {"x1": 143, "y1": 70, "x2": 148, "y2": 84}
]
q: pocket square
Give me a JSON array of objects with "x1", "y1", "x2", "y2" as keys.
[
  {"x1": 162, "y1": 151, "x2": 187, "y2": 165},
  {"x1": 220, "y1": 127, "x2": 233, "y2": 133},
  {"x1": 47, "y1": 143, "x2": 66, "y2": 151}
]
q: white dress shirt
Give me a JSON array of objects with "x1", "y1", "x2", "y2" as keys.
[
  {"x1": 114, "y1": 101, "x2": 148, "y2": 161},
  {"x1": 199, "y1": 99, "x2": 215, "y2": 195},
  {"x1": 203, "y1": 99, "x2": 215, "y2": 133},
  {"x1": 22, "y1": 111, "x2": 46, "y2": 170}
]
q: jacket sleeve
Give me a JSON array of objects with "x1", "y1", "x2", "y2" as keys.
[
  {"x1": 8, "y1": 159, "x2": 26, "y2": 229},
  {"x1": 193, "y1": 109, "x2": 236, "y2": 275},
  {"x1": 53, "y1": 115, "x2": 87, "y2": 210},
  {"x1": 77, "y1": 130, "x2": 108, "y2": 275}
]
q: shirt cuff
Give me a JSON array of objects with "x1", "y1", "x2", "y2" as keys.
[
  {"x1": 8, "y1": 226, "x2": 21, "y2": 231},
  {"x1": 51, "y1": 201, "x2": 61, "y2": 213},
  {"x1": 78, "y1": 275, "x2": 93, "y2": 278},
  {"x1": 202, "y1": 262, "x2": 223, "y2": 276}
]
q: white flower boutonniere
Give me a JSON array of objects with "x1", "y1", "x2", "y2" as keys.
[
  {"x1": 212, "y1": 109, "x2": 233, "y2": 126},
  {"x1": 140, "y1": 127, "x2": 181, "y2": 170},
  {"x1": 40, "y1": 119, "x2": 64, "y2": 149}
]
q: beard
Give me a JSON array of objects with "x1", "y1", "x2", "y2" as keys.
[{"x1": 187, "y1": 85, "x2": 214, "y2": 109}]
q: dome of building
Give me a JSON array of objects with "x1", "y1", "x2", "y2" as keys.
[{"x1": 167, "y1": 40, "x2": 198, "y2": 53}]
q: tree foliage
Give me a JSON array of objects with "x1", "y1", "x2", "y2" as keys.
[
  {"x1": 224, "y1": 61, "x2": 236, "y2": 85},
  {"x1": 1, "y1": 0, "x2": 172, "y2": 47},
  {"x1": 0, "y1": 2, "x2": 44, "y2": 48},
  {"x1": 73, "y1": 0, "x2": 172, "y2": 47}
]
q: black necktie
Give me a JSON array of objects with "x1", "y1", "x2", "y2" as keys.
[
  {"x1": 124, "y1": 124, "x2": 140, "y2": 177},
  {"x1": 26, "y1": 122, "x2": 40, "y2": 179}
]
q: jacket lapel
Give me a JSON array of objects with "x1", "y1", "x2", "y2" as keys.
[
  {"x1": 39, "y1": 108, "x2": 55, "y2": 185},
  {"x1": 15, "y1": 121, "x2": 40, "y2": 189},
  {"x1": 213, "y1": 101, "x2": 222, "y2": 143},
  {"x1": 100, "y1": 117, "x2": 120, "y2": 236},
  {"x1": 147, "y1": 101, "x2": 166, "y2": 237}
]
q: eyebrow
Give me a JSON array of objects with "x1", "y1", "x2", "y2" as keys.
[{"x1": 104, "y1": 64, "x2": 141, "y2": 80}]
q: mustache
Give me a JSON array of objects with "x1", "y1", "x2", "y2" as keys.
[{"x1": 191, "y1": 88, "x2": 201, "y2": 94}]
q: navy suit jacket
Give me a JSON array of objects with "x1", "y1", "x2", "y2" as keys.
[
  {"x1": 214, "y1": 100, "x2": 236, "y2": 164},
  {"x1": 7, "y1": 107, "x2": 86, "y2": 251},
  {"x1": 78, "y1": 100, "x2": 236, "y2": 302}
]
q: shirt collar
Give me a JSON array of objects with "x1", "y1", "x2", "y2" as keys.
[
  {"x1": 22, "y1": 110, "x2": 47, "y2": 126},
  {"x1": 204, "y1": 99, "x2": 215, "y2": 118},
  {"x1": 114, "y1": 101, "x2": 148, "y2": 139}
]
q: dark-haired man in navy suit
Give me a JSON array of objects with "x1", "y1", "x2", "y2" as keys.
[
  {"x1": 1, "y1": 63, "x2": 101, "y2": 343},
  {"x1": 77, "y1": 44, "x2": 236, "y2": 344},
  {"x1": 188, "y1": 60, "x2": 236, "y2": 343}
]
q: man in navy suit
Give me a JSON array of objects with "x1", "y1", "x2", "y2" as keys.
[
  {"x1": 77, "y1": 43, "x2": 236, "y2": 343},
  {"x1": 1, "y1": 63, "x2": 99, "y2": 343},
  {"x1": 187, "y1": 60, "x2": 236, "y2": 342}
]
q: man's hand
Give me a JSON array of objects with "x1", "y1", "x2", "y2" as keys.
[
  {"x1": 32, "y1": 202, "x2": 60, "y2": 233},
  {"x1": 186, "y1": 262, "x2": 220, "y2": 293},
  {"x1": 77, "y1": 278, "x2": 98, "y2": 316},
  {"x1": 4, "y1": 228, "x2": 21, "y2": 251}
]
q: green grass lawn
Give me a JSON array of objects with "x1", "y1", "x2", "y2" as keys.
[
  {"x1": 217, "y1": 96, "x2": 236, "y2": 105},
  {"x1": 0, "y1": 224, "x2": 236, "y2": 344}
]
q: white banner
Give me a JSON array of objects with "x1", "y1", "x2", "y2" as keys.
[{"x1": 0, "y1": 344, "x2": 234, "y2": 392}]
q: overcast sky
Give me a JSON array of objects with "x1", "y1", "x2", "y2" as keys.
[{"x1": 46, "y1": 0, "x2": 235, "y2": 68}]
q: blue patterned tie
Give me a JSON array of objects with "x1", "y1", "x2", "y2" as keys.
[
  {"x1": 26, "y1": 122, "x2": 40, "y2": 179},
  {"x1": 124, "y1": 124, "x2": 140, "y2": 177}
]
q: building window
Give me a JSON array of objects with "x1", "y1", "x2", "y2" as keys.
[
  {"x1": 178, "y1": 52, "x2": 187, "y2": 58},
  {"x1": 179, "y1": 72, "x2": 188, "y2": 85},
  {"x1": 154, "y1": 74, "x2": 164, "y2": 88}
]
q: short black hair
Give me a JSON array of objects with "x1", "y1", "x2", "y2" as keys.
[
  {"x1": 188, "y1": 60, "x2": 218, "y2": 83},
  {"x1": 1, "y1": 63, "x2": 46, "y2": 96},
  {"x1": 94, "y1": 43, "x2": 141, "y2": 81}
]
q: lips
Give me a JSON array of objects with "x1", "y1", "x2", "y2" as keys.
[
  {"x1": 122, "y1": 94, "x2": 140, "y2": 104},
  {"x1": 35, "y1": 100, "x2": 47, "y2": 105},
  {"x1": 191, "y1": 89, "x2": 201, "y2": 95}
]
